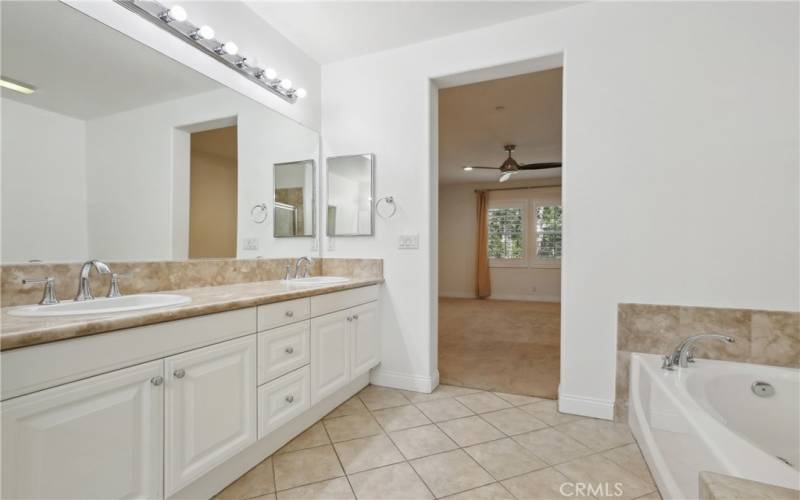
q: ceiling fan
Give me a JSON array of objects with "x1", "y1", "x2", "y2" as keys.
[{"x1": 462, "y1": 145, "x2": 561, "y2": 182}]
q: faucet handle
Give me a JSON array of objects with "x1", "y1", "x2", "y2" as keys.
[
  {"x1": 22, "y1": 277, "x2": 59, "y2": 305},
  {"x1": 107, "y1": 272, "x2": 132, "y2": 298}
]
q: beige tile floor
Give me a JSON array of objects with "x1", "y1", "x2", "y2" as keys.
[{"x1": 215, "y1": 385, "x2": 661, "y2": 500}]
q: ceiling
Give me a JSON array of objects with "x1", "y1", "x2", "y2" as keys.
[
  {"x1": 1, "y1": 1, "x2": 220, "y2": 120},
  {"x1": 245, "y1": 2, "x2": 578, "y2": 64},
  {"x1": 439, "y1": 68, "x2": 562, "y2": 185}
]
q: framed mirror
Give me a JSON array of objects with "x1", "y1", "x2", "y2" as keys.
[
  {"x1": 274, "y1": 160, "x2": 315, "y2": 237},
  {"x1": 326, "y1": 154, "x2": 375, "y2": 236}
]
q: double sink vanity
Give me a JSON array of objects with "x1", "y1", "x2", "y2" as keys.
[
  {"x1": 1, "y1": 1, "x2": 386, "y2": 498},
  {"x1": 0, "y1": 259, "x2": 383, "y2": 499}
]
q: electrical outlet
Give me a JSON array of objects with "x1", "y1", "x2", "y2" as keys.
[
  {"x1": 243, "y1": 238, "x2": 259, "y2": 251},
  {"x1": 398, "y1": 234, "x2": 419, "y2": 249}
]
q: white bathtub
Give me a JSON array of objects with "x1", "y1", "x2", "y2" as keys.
[{"x1": 628, "y1": 353, "x2": 800, "y2": 499}]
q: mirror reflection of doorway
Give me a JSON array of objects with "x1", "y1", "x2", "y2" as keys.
[{"x1": 189, "y1": 125, "x2": 238, "y2": 258}]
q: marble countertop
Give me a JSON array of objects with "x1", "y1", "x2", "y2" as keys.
[{"x1": 0, "y1": 278, "x2": 382, "y2": 351}]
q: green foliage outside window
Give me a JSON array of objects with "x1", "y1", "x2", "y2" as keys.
[
  {"x1": 487, "y1": 207, "x2": 523, "y2": 259},
  {"x1": 536, "y1": 205, "x2": 562, "y2": 259}
]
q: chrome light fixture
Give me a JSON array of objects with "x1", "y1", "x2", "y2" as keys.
[{"x1": 115, "y1": 0, "x2": 307, "y2": 103}]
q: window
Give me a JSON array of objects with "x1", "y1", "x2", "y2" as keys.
[
  {"x1": 488, "y1": 206, "x2": 525, "y2": 260},
  {"x1": 486, "y1": 191, "x2": 561, "y2": 268},
  {"x1": 535, "y1": 205, "x2": 562, "y2": 260}
]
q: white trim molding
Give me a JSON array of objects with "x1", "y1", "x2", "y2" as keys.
[
  {"x1": 558, "y1": 392, "x2": 614, "y2": 420},
  {"x1": 488, "y1": 293, "x2": 560, "y2": 303},
  {"x1": 370, "y1": 367, "x2": 439, "y2": 393}
]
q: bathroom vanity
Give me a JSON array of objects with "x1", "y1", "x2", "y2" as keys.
[{"x1": 0, "y1": 280, "x2": 381, "y2": 499}]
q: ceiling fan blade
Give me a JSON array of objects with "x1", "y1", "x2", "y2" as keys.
[
  {"x1": 517, "y1": 162, "x2": 562, "y2": 170},
  {"x1": 464, "y1": 166, "x2": 499, "y2": 170}
]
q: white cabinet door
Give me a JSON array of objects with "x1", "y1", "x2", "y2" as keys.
[
  {"x1": 350, "y1": 302, "x2": 380, "y2": 378},
  {"x1": 165, "y1": 335, "x2": 257, "y2": 496},
  {"x1": 310, "y1": 310, "x2": 351, "y2": 403},
  {"x1": 1, "y1": 360, "x2": 164, "y2": 499}
]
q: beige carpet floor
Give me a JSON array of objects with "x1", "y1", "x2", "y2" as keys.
[{"x1": 438, "y1": 298, "x2": 561, "y2": 399}]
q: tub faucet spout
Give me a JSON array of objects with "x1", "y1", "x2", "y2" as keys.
[{"x1": 662, "y1": 334, "x2": 734, "y2": 370}]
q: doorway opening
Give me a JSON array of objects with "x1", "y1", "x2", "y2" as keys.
[
  {"x1": 189, "y1": 125, "x2": 238, "y2": 258},
  {"x1": 436, "y1": 64, "x2": 563, "y2": 398}
]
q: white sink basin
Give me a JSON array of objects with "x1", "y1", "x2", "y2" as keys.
[
  {"x1": 8, "y1": 294, "x2": 191, "y2": 317},
  {"x1": 284, "y1": 276, "x2": 350, "y2": 287}
]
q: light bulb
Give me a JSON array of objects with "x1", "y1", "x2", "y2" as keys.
[
  {"x1": 168, "y1": 5, "x2": 187, "y2": 22},
  {"x1": 245, "y1": 56, "x2": 259, "y2": 68},
  {"x1": 221, "y1": 41, "x2": 238, "y2": 56},
  {"x1": 196, "y1": 25, "x2": 214, "y2": 40},
  {"x1": 499, "y1": 172, "x2": 512, "y2": 183},
  {"x1": 295, "y1": 88, "x2": 307, "y2": 99},
  {"x1": 279, "y1": 79, "x2": 292, "y2": 90},
  {"x1": 463, "y1": 166, "x2": 473, "y2": 171},
  {"x1": 263, "y1": 67, "x2": 277, "y2": 80}
]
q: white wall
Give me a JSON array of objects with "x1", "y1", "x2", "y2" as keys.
[
  {"x1": 322, "y1": 2, "x2": 800, "y2": 416},
  {"x1": 1, "y1": 98, "x2": 89, "y2": 263},
  {"x1": 439, "y1": 180, "x2": 561, "y2": 302},
  {"x1": 86, "y1": 88, "x2": 319, "y2": 261},
  {"x1": 67, "y1": 0, "x2": 321, "y2": 131}
]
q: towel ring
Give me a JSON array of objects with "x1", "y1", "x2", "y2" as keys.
[
  {"x1": 375, "y1": 196, "x2": 397, "y2": 219},
  {"x1": 250, "y1": 203, "x2": 268, "y2": 223}
]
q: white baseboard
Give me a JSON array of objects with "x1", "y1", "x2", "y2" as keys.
[
  {"x1": 488, "y1": 293, "x2": 561, "y2": 303},
  {"x1": 371, "y1": 368, "x2": 438, "y2": 393},
  {"x1": 438, "y1": 291, "x2": 560, "y2": 303},
  {"x1": 558, "y1": 392, "x2": 614, "y2": 420},
  {"x1": 439, "y1": 291, "x2": 475, "y2": 299}
]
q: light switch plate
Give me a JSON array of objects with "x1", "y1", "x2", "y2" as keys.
[
  {"x1": 243, "y1": 238, "x2": 259, "y2": 251},
  {"x1": 398, "y1": 234, "x2": 419, "y2": 249}
]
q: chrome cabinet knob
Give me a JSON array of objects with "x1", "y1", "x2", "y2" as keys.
[
  {"x1": 150, "y1": 376, "x2": 164, "y2": 386},
  {"x1": 285, "y1": 395, "x2": 295, "y2": 403},
  {"x1": 285, "y1": 310, "x2": 294, "y2": 317},
  {"x1": 173, "y1": 369, "x2": 186, "y2": 379},
  {"x1": 285, "y1": 346, "x2": 294, "y2": 354},
  {"x1": 347, "y1": 316, "x2": 353, "y2": 322},
  {"x1": 353, "y1": 314, "x2": 359, "y2": 320}
]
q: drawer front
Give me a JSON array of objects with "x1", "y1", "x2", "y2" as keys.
[
  {"x1": 258, "y1": 298, "x2": 310, "y2": 331},
  {"x1": 257, "y1": 322, "x2": 310, "y2": 385},
  {"x1": 258, "y1": 366, "x2": 310, "y2": 439},
  {"x1": 309, "y1": 285, "x2": 379, "y2": 317}
]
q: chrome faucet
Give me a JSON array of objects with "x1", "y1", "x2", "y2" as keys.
[
  {"x1": 75, "y1": 260, "x2": 111, "y2": 301},
  {"x1": 662, "y1": 334, "x2": 734, "y2": 370},
  {"x1": 294, "y1": 256, "x2": 314, "y2": 279}
]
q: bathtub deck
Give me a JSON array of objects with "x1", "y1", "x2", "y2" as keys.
[{"x1": 700, "y1": 472, "x2": 800, "y2": 500}]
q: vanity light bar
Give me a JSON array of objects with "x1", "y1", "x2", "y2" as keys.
[{"x1": 114, "y1": 0, "x2": 306, "y2": 103}]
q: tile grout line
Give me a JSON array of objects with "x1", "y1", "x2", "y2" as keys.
[
  {"x1": 248, "y1": 386, "x2": 658, "y2": 500},
  {"x1": 357, "y1": 390, "x2": 440, "y2": 500},
  {"x1": 319, "y1": 411, "x2": 359, "y2": 500}
]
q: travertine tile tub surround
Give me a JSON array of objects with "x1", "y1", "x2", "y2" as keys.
[
  {"x1": 1, "y1": 258, "x2": 382, "y2": 307},
  {"x1": 699, "y1": 471, "x2": 800, "y2": 500},
  {"x1": 615, "y1": 303, "x2": 800, "y2": 421}
]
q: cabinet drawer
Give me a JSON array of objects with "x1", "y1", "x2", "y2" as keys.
[
  {"x1": 258, "y1": 366, "x2": 310, "y2": 439},
  {"x1": 309, "y1": 285, "x2": 379, "y2": 317},
  {"x1": 258, "y1": 298, "x2": 310, "y2": 331},
  {"x1": 257, "y1": 322, "x2": 310, "y2": 385}
]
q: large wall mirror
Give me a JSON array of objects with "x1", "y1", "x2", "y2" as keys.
[
  {"x1": 326, "y1": 154, "x2": 374, "y2": 236},
  {"x1": 274, "y1": 160, "x2": 315, "y2": 237},
  {"x1": 0, "y1": 1, "x2": 319, "y2": 263}
]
